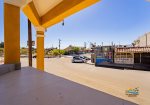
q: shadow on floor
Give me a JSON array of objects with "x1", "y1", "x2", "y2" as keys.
[{"x1": 0, "y1": 67, "x2": 137, "y2": 105}]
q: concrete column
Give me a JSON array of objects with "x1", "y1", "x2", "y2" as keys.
[
  {"x1": 4, "y1": 3, "x2": 21, "y2": 70},
  {"x1": 36, "y1": 27, "x2": 45, "y2": 71}
]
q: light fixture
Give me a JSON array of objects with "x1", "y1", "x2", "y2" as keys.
[{"x1": 62, "y1": 20, "x2": 65, "y2": 26}]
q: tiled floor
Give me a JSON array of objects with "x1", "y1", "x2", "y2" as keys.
[{"x1": 0, "y1": 67, "x2": 137, "y2": 105}]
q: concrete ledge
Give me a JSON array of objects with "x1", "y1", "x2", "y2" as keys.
[
  {"x1": 0, "y1": 64, "x2": 20, "y2": 76},
  {"x1": 15, "y1": 63, "x2": 21, "y2": 70}
]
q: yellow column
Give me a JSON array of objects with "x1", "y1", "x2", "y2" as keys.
[
  {"x1": 36, "y1": 27, "x2": 45, "y2": 71},
  {"x1": 4, "y1": 3, "x2": 20, "y2": 69}
]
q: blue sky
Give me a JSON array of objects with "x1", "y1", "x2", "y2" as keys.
[{"x1": 1, "y1": 0, "x2": 150, "y2": 48}]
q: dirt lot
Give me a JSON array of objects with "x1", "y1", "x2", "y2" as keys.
[{"x1": 21, "y1": 57, "x2": 150, "y2": 105}]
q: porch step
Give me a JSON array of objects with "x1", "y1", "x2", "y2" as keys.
[{"x1": 0, "y1": 64, "x2": 15, "y2": 76}]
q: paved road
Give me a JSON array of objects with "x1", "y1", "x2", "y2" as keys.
[{"x1": 21, "y1": 57, "x2": 150, "y2": 105}]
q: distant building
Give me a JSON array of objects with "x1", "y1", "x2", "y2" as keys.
[
  {"x1": 134, "y1": 32, "x2": 150, "y2": 47},
  {"x1": 91, "y1": 46, "x2": 114, "y2": 64},
  {"x1": 114, "y1": 47, "x2": 150, "y2": 65}
]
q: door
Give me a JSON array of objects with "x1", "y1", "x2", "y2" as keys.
[
  {"x1": 134, "y1": 53, "x2": 140, "y2": 64},
  {"x1": 141, "y1": 53, "x2": 150, "y2": 65}
]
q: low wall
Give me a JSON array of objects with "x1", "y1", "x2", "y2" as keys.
[
  {"x1": 0, "y1": 64, "x2": 16, "y2": 76},
  {"x1": 114, "y1": 58, "x2": 134, "y2": 64}
]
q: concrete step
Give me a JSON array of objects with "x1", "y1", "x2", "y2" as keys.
[{"x1": 0, "y1": 64, "x2": 15, "y2": 76}]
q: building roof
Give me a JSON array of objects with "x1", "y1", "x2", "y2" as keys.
[{"x1": 115, "y1": 47, "x2": 150, "y2": 53}]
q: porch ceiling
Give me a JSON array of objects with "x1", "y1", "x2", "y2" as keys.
[
  {"x1": 22, "y1": 0, "x2": 100, "y2": 28},
  {"x1": 33, "y1": 0, "x2": 63, "y2": 17}
]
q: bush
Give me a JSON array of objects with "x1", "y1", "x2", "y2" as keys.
[
  {"x1": 0, "y1": 42, "x2": 4, "y2": 48},
  {"x1": 0, "y1": 48, "x2": 3, "y2": 56},
  {"x1": 48, "y1": 49, "x2": 65, "y2": 56},
  {"x1": 20, "y1": 48, "x2": 28, "y2": 55},
  {"x1": 72, "y1": 47, "x2": 80, "y2": 54}
]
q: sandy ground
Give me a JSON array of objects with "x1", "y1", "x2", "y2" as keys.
[
  {"x1": 0, "y1": 57, "x2": 4, "y2": 64},
  {"x1": 20, "y1": 57, "x2": 150, "y2": 105}
]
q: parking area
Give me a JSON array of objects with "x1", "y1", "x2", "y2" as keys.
[{"x1": 21, "y1": 57, "x2": 150, "y2": 105}]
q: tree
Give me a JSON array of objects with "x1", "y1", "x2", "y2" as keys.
[
  {"x1": 72, "y1": 47, "x2": 80, "y2": 54},
  {"x1": 20, "y1": 47, "x2": 28, "y2": 55},
  {"x1": 51, "y1": 49, "x2": 59, "y2": 56},
  {"x1": 48, "y1": 49, "x2": 65, "y2": 57},
  {"x1": 64, "y1": 51, "x2": 69, "y2": 55},
  {"x1": 0, "y1": 42, "x2": 4, "y2": 48},
  {"x1": 60, "y1": 50, "x2": 65, "y2": 55},
  {"x1": 0, "y1": 48, "x2": 3, "y2": 56}
]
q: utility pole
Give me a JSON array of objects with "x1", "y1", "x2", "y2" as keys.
[
  {"x1": 28, "y1": 19, "x2": 32, "y2": 67},
  {"x1": 84, "y1": 42, "x2": 87, "y2": 48},
  {"x1": 59, "y1": 39, "x2": 61, "y2": 58},
  {"x1": 84, "y1": 42, "x2": 86, "y2": 53},
  {"x1": 146, "y1": 33, "x2": 148, "y2": 47},
  {"x1": 111, "y1": 41, "x2": 113, "y2": 46},
  {"x1": 102, "y1": 42, "x2": 103, "y2": 47}
]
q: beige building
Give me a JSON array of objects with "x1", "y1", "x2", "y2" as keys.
[
  {"x1": 114, "y1": 47, "x2": 150, "y2": 65},
  {"x1": 134, "y1": 32, "x2": 150, "y2": 47}
]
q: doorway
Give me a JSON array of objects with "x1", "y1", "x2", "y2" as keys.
[{"x1": 134, "y1": 53, "x2": 140, "y2": 64}]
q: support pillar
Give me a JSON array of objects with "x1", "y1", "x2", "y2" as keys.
[
  {"x1": 4, "y1": 3, "x2": 21, "y2": 70},
  {"x1": 36, "y1": 27, "x2": 45, "y2": 71},
  {"x1": 28, "y1": 19, "x2": 32, "y2": 67}
]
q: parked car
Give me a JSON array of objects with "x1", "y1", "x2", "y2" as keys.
[
  {"x1": 80, "y1": 56, "x2": 91, "y2": 60},
  {"x1": 72, "y1": 56, "x2": 87, "y2": 63}
]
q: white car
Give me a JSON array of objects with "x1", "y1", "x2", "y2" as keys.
[{"x1": 72, "y1": 56, "x2": 87, "y2": 63}]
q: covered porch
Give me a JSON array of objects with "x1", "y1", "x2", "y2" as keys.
[
  {"x1": 0, "y1": 0, "x2": 139, "y2": 105},
  {"x1": 3, "y1": 0, "x2": 99, "y2": 72},
  {"x1": 0, "y1": 67, "x2": 136, "y2": 105}
]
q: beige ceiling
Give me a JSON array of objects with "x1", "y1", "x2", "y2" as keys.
[
  {"x1": 33, "y1": 0, "x2": 63, "y2": 17},
  {"x1": 4, "y1": 0, "x2": 63, "y2": 16},
  {"x1": 4, "y1": 0, "x2": 32, "y2": 7}
]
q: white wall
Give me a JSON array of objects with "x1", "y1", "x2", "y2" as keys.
[{"x1": 135, "y1": 32, "x2": 150, "y2": 47}]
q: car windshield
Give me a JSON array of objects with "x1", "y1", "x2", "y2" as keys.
[{"x1": 73, "y1": 56, "x2": 80, "y2": 59}]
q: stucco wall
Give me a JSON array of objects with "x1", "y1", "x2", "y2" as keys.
[
  {"x1": 135, "y1": 33, "x2": 150, "y2": 47},
  {"x1": 114, "y1": 58, "x2": 134, "y2": 64}
]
